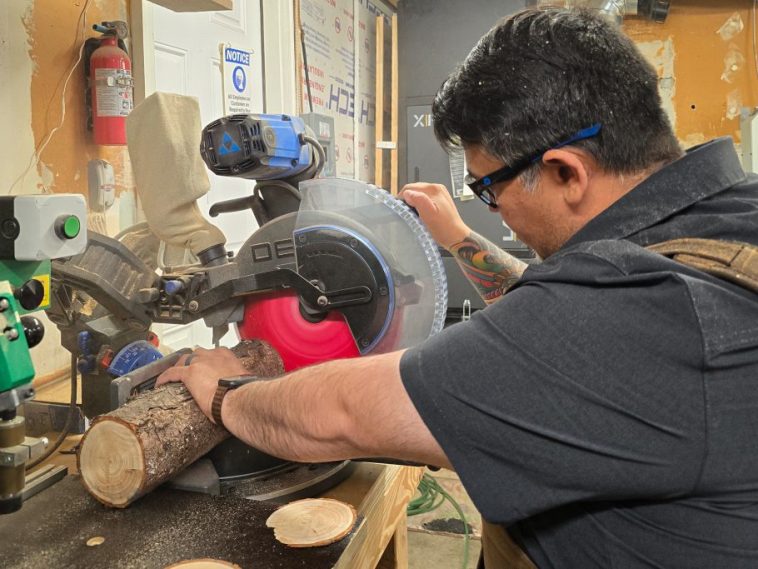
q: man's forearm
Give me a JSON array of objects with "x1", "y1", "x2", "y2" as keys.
[
  {"x1": 221, "y1": 362, "x2": 353, "y2": 463},
  {"x1": 220, "y1": 351, "x2": 449, "y2": 467},
  {"x1": 449, "y1": 231, "x2": 527, "y2": 304}
]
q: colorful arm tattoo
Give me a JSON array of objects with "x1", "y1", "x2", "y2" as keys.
[{"x1": 449, "y1": 232, "x2": 527, "y2": 303}]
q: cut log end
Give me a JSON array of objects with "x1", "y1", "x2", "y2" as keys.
[
  {"x1": 79, "y1": 420, "x2": 144, "y2": 507},
  {"x1": 265, "y1": 498, "x2": 357, "y2": 548}
]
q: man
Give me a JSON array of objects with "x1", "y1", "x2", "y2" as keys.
[{"x1": 159, "y1": 8, "x2": 758, "y2": 568}]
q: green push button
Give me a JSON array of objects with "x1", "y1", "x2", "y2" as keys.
[{"x1": 56, "y1": 215, "x2": 80, "y2": 239}]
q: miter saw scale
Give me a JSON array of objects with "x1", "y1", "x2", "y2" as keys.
[{"x1": 105, "y1": 339, "x2": 162, "y2": 376}]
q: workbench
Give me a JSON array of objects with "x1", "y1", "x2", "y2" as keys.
[{"x1": 2, "y1": 451, "x2": 422, "y2": 569}]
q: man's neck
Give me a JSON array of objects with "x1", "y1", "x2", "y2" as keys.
[
  {"x1": 588, "y1": 159, "x2": 672, "y2": 216},
  {"x1": 620, "y1": 159, "x2": 672, "y2": 193}
]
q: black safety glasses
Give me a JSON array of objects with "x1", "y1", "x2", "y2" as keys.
[{"x1": 464, "y1": 123, "x2": 602, "y2": 208}]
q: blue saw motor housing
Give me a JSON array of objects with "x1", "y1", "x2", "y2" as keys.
[{"x1": 200, "y1": 113, "x2": 312, "y2": 181}]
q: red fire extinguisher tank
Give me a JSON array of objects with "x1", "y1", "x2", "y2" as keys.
[{"x1": 90, "y1": 36, "x2": 132, "y2": 145}]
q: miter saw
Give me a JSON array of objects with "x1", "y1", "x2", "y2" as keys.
[{"x1": 47, "y1": 105, "x2": 447, "y2": 500}]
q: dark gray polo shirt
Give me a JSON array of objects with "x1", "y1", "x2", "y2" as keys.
[{"x1": 400, "y1": 138, "x2": 758, "y2": 568}]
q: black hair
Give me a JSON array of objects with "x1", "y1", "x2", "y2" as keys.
[{"x1": 432, "y1": 8, "x2": 682, "y2": 181}]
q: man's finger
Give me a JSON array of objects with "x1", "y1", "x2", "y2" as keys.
[
  {"x1": 176, "y1": 353, "x2": 194, "y2": 367},
  {"x1": 155, "y1": 365, "x2": 190, "y2": 386},
  {"x1": 402, "y1": 190, "x2": 437, "y2": 216},
  {"x1": 401, "y1": 189, "x2": 423, "y2": 206}
]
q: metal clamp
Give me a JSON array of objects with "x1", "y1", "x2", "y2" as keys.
[
  {"x1": 0, "y1": 384, "x2": 35, "y2": 415},
  {"x1": 0, "y1": 436, "x2": 48, "y2": 467}
]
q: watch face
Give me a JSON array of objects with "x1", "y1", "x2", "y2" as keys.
[{"x1": 219, "y1": 374, "x2": 259, "y2": 388}]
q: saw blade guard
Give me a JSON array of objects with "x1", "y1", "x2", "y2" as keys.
[{"x1": 295, "y1": 178, "x2": 447, "y2": 354}]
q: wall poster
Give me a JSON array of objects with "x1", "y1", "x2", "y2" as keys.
[{"x1": 299, "y1": 0, "x2": 393, "y2": 184}]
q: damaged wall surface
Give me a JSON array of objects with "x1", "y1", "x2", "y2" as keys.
[
  {"x1": 1, "y1": 0, "x2": 134, "y2": 380},
  {"x1": 624, "y1": 0, "x2": 758, "y2": 149}
]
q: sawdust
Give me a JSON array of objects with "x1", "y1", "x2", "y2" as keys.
[{"x1": 3, "y1": 476, "x2": 349, "y2": 568}]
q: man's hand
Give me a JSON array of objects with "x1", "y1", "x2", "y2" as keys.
[
  {"x1": 400, "y1": 182, "x2": 471, "y2": 250},
  {"x1": 156, "y1": 347, "x2": 249, "y2": 422}
]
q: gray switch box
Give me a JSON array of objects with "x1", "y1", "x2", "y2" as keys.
[{"x1": 301, "y1": 113, "x2": 336, "y2": 177}]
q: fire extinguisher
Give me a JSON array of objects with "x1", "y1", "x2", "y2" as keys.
[{"x1": 86, "y1": 22, "x2": 133, "y2": 145}]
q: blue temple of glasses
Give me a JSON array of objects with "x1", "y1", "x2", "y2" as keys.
[
  {"x1": 474, "y1": 123, "x2": 602, "y2": 191},
  {"x1": 530, "y1": 123, "x2": 602, "y2": 164}
]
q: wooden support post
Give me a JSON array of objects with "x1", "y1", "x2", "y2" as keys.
[
  {"x1": 374, "y1": 15, "x2": 385, "y2": 188},
  {"x1": 393, "y1": 510, "x2": 410, "y2": 569},
  {"x1": 390, "y1": 13, "x2": 399, "y2": 196},
  {"x1": 332, "y1": 465, "x2": 422, "y2": 569},
  {"x1": 376, "y1": 509, "x2": 410, "y2": 569},
  {"x1": 294, "y1": 0, "x2": 304, "y2": 115},
  {"x1": 129, "y1": 0, "x2": 156, "y2": 105}
]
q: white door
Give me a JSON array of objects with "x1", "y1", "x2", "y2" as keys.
[{"x1": 143, "y1": 0, "x2": 265, "y2": 350}]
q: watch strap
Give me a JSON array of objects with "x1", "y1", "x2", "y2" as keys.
[
  {"x1": 211, "y1": 375, "x2": 261, "y2": 429},
  {"x1": 211, "y1": 384, "x2": 231, "y2": 429}
]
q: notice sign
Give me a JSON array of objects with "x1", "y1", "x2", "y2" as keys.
[{"x1": 221, "y1": 44, "x2": 254, "y2": 115}]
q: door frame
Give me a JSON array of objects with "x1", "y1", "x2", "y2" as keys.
[{"x1": 129, "y1": 0, "x2": 296, "y2": 113}]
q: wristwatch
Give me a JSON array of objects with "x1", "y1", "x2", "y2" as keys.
[{"x1": 211, "y1": 374, "x2": 259, "y2": 429}]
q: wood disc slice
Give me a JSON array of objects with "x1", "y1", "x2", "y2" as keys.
[
  {"x1": 164, "y1": 559, "x2": 241, "y2": 569},
  {"x1": 265, "y1": 498, "x2": 357, "y2": 548}
]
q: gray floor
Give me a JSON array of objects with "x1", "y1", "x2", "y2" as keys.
[
  {"x1": 409, "y1": 529, "x2": 481, "y2": 569},
  {"x1": 407, "y1": 468, "x2": 481, "y2": 569}
]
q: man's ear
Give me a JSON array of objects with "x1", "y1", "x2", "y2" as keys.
[{"x1": 540, "y1": 149, "x2": 590, "y2": 208}]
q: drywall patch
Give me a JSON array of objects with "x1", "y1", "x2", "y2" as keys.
[
  {"x1": 721, "y1": 44, "x2": 746, "y2": 83},
  {"x1": 726, "y1": 89, "x2": 742, "y2": 120},
  {"x1": 681, "y1": 132, "x2": 707, "y2": 148},
  {"x1": 637, "y1": 37, "x2": 676, "y2": 132},
  {"x1": 39, "y1": 161, "x2": 54, "y2": 189},
  {"x1": 717, "y1": 12, "x2": 744, "y2": 42}
]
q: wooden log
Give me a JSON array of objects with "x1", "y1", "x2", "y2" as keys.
[{"x1": 77, "y1": 340, "x2": 283, "y2": 508}]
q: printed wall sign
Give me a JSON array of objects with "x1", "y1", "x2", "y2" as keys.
[{"x1": 222, "y1": 44, "x2": 255, "y2": 115}]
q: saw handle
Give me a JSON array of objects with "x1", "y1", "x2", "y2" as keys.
[
  {"x1": 109, "y1": 348, "x2": 193, "y2": 409},
  {"x1": 209, "y1": 195, "x2": 258, "y2": 217}
]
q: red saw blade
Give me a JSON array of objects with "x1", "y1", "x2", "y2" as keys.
[{"x1": 237, "y1": 291, "x2": 360, "y2": 372}]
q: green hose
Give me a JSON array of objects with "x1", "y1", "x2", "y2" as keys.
[{"x1": 407, "y1": 473, "x2": 471, "y2": 569}]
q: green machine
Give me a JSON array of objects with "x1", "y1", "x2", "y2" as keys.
[
  {"x1": 0, "y1": 261, "x2": 51, "y2": 388},
  {"x1": 0, "y1": 194, "x2": 86, "y2": 514}
]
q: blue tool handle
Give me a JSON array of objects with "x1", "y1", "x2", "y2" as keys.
[
  {"x1": 164, "y1": 280, "x2": 185, "y2": 295},
  {"x1": 77, "y1": 331, "x2": 91, "y2": 356}
]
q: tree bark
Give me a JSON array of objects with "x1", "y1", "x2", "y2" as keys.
[{"x1": 77, "y1": 340, "x2": 283, "y2": 508}]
